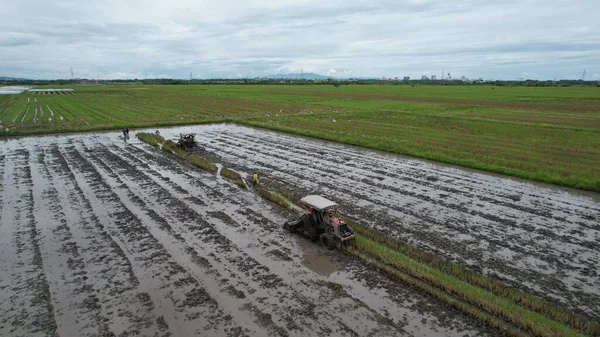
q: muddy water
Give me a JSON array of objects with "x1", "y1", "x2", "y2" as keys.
[
  {"x1": 158, "y1": 123, "x2": 600, "y2": 321},
  {"x1": 0, "y1": 132, "x2": 494, "y2": 336}
]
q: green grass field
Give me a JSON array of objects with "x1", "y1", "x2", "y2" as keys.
[{"x1": 1, "y1": 84, "x2": 599, "y2": 191}]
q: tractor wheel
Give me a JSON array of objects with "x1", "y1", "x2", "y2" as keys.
[
  {"x1": 283, "y1": 221, "x2": 297, "y2": 233},
  {"x1": 320, "y1": 233, "x2": 335, "y2": 250}
]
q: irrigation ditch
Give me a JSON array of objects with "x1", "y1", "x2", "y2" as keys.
[{"x1": 137, "y1": 131, "x2": 600, "y2": 337}]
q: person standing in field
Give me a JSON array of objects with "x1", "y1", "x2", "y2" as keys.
[{"x1": 252, "y1": 171, "x2": 259, "y2": 187}]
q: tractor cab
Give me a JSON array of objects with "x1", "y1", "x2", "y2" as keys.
[{"x1": 298, "y1": 195, "x2": 355, "y2": 243}]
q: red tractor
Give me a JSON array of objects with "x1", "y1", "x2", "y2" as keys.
[{"x1": 283, "y1": 195, "x2": 355, "y2": 249}]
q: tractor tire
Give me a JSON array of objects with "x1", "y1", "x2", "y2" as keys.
[
  {"x1": 283, "y1": 221, "x2": 297, "y2": 233},
  {"x1": 319, "y1": 233, "x2": 335, "y2": 250},
  {"x1": 284, "y1": 219, "x2": 301, "y2": 233}
]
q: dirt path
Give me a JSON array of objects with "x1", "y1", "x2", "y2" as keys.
[
  {"x1": 169, "y1": 123, "x2": 599, "y2": 321},
  {"x1": 0, "y1": 133, "x2": 493, "y2": 336}
]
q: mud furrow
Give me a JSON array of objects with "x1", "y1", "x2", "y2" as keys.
[
  {"x1": 213, "y1": 130, "x2": 600, "y2": 217},
  {"x1": 116, "y1": 142, "x2": 494, "y2": 337},
  {"x1": 203, "y1": 133, "x2": 599, "y2": 267},
  {"x1": 42, "y1": 144, "x2": 163, "y2": 337},
  {"x1": 94, "y1": 143, "x2": 405, "y2": 337},
  {"x1": 185, "y1": 124, "x2": 600, "y2": 319},
  {"x1": 214, "y1": 131, "x2": 600, "y2": 222},
  {"x1": 59, "y1": 143, "x2": 239, "y2": 337},
  {"x1": 2, "y1": 126, "x2": 597, "y2": 335},
  {"x1": 30, "y1": 148, "x2": 109, "y2": 336},
  {"x1": 0, "y1": 149, "x2": 57, "y2": 337},
  {"x1": 0, "y1": 154, "x2": 4, "y2": 217}
]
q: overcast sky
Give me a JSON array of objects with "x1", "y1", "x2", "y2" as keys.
[{"x1": 1, "y1": 0, "x2": 598, "y2": 80}]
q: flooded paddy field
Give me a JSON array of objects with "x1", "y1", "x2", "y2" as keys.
[
  {"x1": 168, "y1": 123, "x2": 599, "y2": 321},
  {"x1": 0, "y1": 86, "x2": 32, "y2": 95},
  {"x1": 0, "y1": 130, "x2": 495, "y2": 337}
]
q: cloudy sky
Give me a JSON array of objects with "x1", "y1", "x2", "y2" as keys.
[{"x1": 1, "y1": 0, "x2": 598, "y2": 80}]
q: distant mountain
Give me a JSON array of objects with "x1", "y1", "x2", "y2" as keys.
[{"x1": 266, "y1": 72, "x2": 334, "y2": 80}]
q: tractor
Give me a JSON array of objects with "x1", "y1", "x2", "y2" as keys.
[
  {"x1": 283, "y1": 195, "x2": 355, "y2": 249},
  {"x1": 177, "y1": 133, "x2": 197, "y2": 149}
]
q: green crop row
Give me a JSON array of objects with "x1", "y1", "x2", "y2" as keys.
[
  {"x1": 220, "y1": 167, "x2": 246, "y2": 188},
  {"x1": 347, "y1": 247, "x2": 530, "y2": 337},
  {"x1": 349, "y1": 236, "x2": 585, "y2": 337},
  {"x1": 188, "y1": 154, "x2": 218, "y2": 173},
  {"x1": 255, "y1": 187, "x2": 297, "y2": 211},
  {"x1": 345, "y1": 219, "x2": 600, "y2": 335},
  {"x1": 136, "y1": 132, "x2": 165, "y2": 147}
]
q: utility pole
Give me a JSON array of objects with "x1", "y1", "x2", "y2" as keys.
[{"x1": 582, "y1": 69, "x2": 586, "y2": 81}]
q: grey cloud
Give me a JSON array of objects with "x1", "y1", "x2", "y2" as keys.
[{"x1": 0, "y1": 0, "x2": 598, "y2": 79}]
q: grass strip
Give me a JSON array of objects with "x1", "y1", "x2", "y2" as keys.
[
  {"x1": 187, "y1": 154, "x2": 217, "y2": 173},
  {"x1": 162, "y1": 139, "x2": 177, "y2": 152},
  {"x1": 220, "y1": 167, "x2": 246, "y2": 188},
  {"x1": 136, "y1": 132, "x2": 165, "y2": 147},
  {"x1": 174, "y1": 147, "x2": 190, "y2": 158},
  {"x1": 255, "y1": 187, "x2": 297, "y2": 211},
  {"x1": 137, "y1": 132, "x2": 217, "y2": 173},
  {"x1": 350, "y1": 235, "x2": 585, "y2": 337},
  {"x1": 346, "y1": 246, "x2": 530, "y2": 337},
  {"x1": 345, "y1": 219, "x2": 600, "y2": 336}
]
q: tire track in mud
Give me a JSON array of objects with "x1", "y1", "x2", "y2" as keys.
[
  {"x1": 217, "y1": 129, "x2": 600, "y2": 217},
  {"x1": 202, "y1": 136, "x2": 543, "y2": 277},
  {"x1": 30, "y1": 148, "x2": 109, "y2": 336},
  {"x1": 114, "y1": 142, "x2": 496, "y2": 337},
  {"x1": 93, "y1": 142, "x2": 407, "y2": 337},
  {"x1": 201, "y1": 134, "x2": 558, "y2": 256},
  {"x1": 41, "y1": 144, "x2": 164, "y2": 337},
  {"x1": 87, "y1": 143, "x2": 326, "y2": 337},
  {"x1": 218, "y1": 130, "x2": 600, "y2": 222},
  {"x1": 56, "y1": 143, "x2": 232, "y2": 337},
  {"x1": 189, "y1": 125, "x2": 600, "y2": 319},
  {"x1": 0, "y1": 149, "x2": 57, "y2": 337},
  {"x1": 1, "y1": 133, "x2": 498, "y2": 337},
  {"x1": 0, "y1": 154, "x2": 4, "y2": 219}
]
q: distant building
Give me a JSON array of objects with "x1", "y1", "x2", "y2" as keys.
[
  {"x1": 460, "y1": 76, "x2": 467, "y2": 81},
  {"x1": 431, "y1": 75, "x2": 436, "y2": 80},
  {"x1": 422, "y1": 75, "x2": 429, "y2": 80},
  {"x1": 403, "y1": 76, "x2": 410, "y2": 81}
]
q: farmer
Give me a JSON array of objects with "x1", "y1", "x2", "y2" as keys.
[{"x1": 252, "y1": 171, "x2": 259, "y2": 187}]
